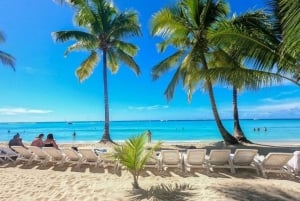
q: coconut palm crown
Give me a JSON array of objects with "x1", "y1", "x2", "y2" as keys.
[{"x1": 53, "y1": 0, "x2": 142, "y2": 143}]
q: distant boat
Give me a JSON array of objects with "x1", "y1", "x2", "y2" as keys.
[{"x1": 67, "y1": 122, "x2": 73, "y2": 125}]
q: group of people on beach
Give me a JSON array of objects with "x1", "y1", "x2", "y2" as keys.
[{"x1": 8, "y1": 133, "x2": 59, "y2": 149}]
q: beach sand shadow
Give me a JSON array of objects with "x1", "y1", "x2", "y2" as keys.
[
  {"x1": 128, "y1": 183, "x2": 194, "y2": 201},
  {"x1": 214, "y1": 184, "x2": 299, "y2": 201}
]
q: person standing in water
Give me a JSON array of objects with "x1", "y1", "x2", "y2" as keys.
[{"x1": 146, "y1": 130, "x2": 152, "y2": 144}]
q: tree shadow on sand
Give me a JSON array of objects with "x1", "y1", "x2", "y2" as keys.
[
  {"x1": 213, "y1": 184, "x2": 299, "y2": 201},
  {"x1": 129, "y1": 183, "x2": 194, "y2": 201}
]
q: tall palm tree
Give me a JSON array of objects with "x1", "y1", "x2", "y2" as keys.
[
  {"x1": 53, "y1": 0, "x2": 141, "y2": 143},
  {"x1": 0, "y1": 31, "x2": 15, "y2": 70},
  {"x1": 150, "y1": 0, "x2": 238, "y2": 144}
]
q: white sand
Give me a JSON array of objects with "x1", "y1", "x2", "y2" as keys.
[{"x1": 1, "y1": 142, "x2": 300, "y2": 201}]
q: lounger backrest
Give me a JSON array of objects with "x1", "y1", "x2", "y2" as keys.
[
  {"x1": 161, "y1": 150, "x2": 180, "y2": 165},
  {"x1": 0, "y1": 147, "x2": 18, "y2": 157},
  {"x1": 43, "y1": 147, "x2": 63, "y2": 160},
  {"x1": 232, "y1": 149, "x2": 258, "y2": 165},
  {"x1": 28, "y1": 146, "x2": 48, "y2": 159},
  {"x1": 79, "y1": 149, "x2": 98, "y2": 162},
  {"x1": 263, "y1": 153, "x2": 293, "y2": 168},
  {"x1": 146, "y1": 152, "x2": 159, "y2": 165},
  {"x1": 209, "y1": 149, "x2": 231, "y2": 165},
  {"x1": 62, "y1": 149, "x2": 81, "y2": 161},
  {"x1": 186, "y1": 149, "x2": 206, "y2": 165},
  {"x1": 11, "y1": 146, "x2": 32, "y2": 159}
]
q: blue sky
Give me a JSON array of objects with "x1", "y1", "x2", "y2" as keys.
[{"x1": 0, "y1": 0, "x2": 299, "y2": 122}]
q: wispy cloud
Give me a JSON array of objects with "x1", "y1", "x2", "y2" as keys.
[
  {"x1": 0, "y1": 108, "x2": 52, "y2": 115},
  {"x1": 128, "y1": 105, "x2": 169, "y2": 111},
  {"x1": 238, "y1": 100, "x2": 300, "y2": 118}
]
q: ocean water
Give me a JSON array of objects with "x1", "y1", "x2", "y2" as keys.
[{"x1": 0, "y1": 119, "x2": 299, "y2": 144}]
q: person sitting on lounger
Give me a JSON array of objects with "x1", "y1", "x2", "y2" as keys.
[
  {"x1": 44, "y1": 133, "x2": 59, "y2": 149},
  {"x1": 31, "y1": 133, "x2": 44, "y2": 148},
  {"x1": 8, "y1": 133, "x2": 26, "y2": 149}
]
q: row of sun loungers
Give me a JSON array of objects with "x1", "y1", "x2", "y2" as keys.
[
  {"x1": 0, "y1": 146, "x2": 117, "y2": 171},
  {"x1": 146, "y1": 149, "x2": 298, "y2": 178},
  {"x1": 1, "y1": 146, "x2": 298, "y2": 178}
]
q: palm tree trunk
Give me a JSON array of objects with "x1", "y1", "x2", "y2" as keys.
[
  {"x1": 132, "y1": 175, "x2": 140, "y2": 189},
  {"x1": 100, "y1": 50, "x2": 113, "y2": 143},
  {"x1": 232, "y1": 87, "x2": 252, "y2": 143},
  {"x1": 201, "y1": 53, "x2": 238, "y2": 145}
]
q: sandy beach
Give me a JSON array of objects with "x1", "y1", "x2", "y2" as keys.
[{"x1": 1, "y1": 141, "x2": 300, "y2": 201}]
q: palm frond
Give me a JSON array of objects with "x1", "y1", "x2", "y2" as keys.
[
  {"x1": 76, "y1": 50, "x2": 99, "y2": 82},
  {"x1": 52, "y1": 31, "x2": 96, "y2": 43},
  {"x1": 152, "y1": 50, "x2": 185, "y2": 80},
  {"x1": 195, "y1": 67, "x2": 284, "y2": 90},
  {"x1": 115, "y1": 48, "x2": 140, "y2": 75},
  {"x1": 109, "y1": 11, "x2": 142, "y2": 39},
  {"x1": 113, "y1": 40, "x2": 138, "y2": 56},
  {"x1": 64, "y1": 40, "x2": 98, "y2": 56},
  {"x1": 106, "y1": 49, "x2": 118, "y2": 73},
  {"x1": 0, "y1": 50, "x2": 15, "y2": 70},
  {"x1": 164, "y1": 66, "x2": 183, "y2": 101},
  {"x1": 0, "y1": 32, "x2": 4, "y2": 43}
]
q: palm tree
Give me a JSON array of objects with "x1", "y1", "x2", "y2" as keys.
[
  {"x1": 201, "y1": 10, "x2": 299, "y2": 142},
  {"x1": 112, "y1": 132, "x2": 161, "y2": 189},
  {"x1": 53, "y1": 0, "x2": 141, "y2": 143},
  {"x1": 0, "y1": 31, "x2": 15, "y2": 70},
  {"x1": 206, "y1": 48, "x2": 283, "y2": 143},
  {"x1": 150, "y1": 0, "x2": 238, "y2": 144},
  {"x1": 209, "y1": 1, "x2": 300, "y2": 85}
]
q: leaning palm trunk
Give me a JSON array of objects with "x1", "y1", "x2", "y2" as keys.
[
  {"x1": 232, "y1": 87, "x2": 252, "y2": 143},
  {"x1": 201, "y1": 54, "x2": 238, "y2": 145},
  {"x1": 100, "y1": 51, "x2": 113, "y2": 143},
  {"x1": 207, "y1": 82, "x2": 238, "y2": 144}
]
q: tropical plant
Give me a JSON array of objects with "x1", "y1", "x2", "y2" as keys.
[
  {"x1": 112, "y1": 132, "x2": 161, "y2": 189},
  {"x1": 0, "y1": 31, "x2": 15, "y2": 70},
  {"x1": 197, "y1": 9, "x2": 300, "y2": 142},
  {"x1": 209, "y1": 1, "x2": 300, "y2": 85},
  {"x1": 53, "y1": 0, "x2": 141, "y2": 143},
  {"x1": 150, "y1": 0, "x2": 238, "y2": 144}
]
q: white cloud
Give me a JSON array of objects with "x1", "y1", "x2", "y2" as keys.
[
  {"x1": 128, "y1": 105, "x2": 169, "y2": 111},
  {"x1": 0, "y1": 108, "x2": 52, "y2": 115}
]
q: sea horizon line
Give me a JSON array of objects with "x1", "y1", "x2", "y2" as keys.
[{"x1": 1, "y1": 118, "x2": 300, "y2": 124}]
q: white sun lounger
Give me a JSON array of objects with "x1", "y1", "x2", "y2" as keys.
[
  {"x1": 27, "y1": 146, "x2": 50, "y2": 166},
  {"x1": 207, "y1": 149, "x2": 231, "y2": 172},
  {"x1": 230, "y1": 149, "x2": 259, "y2": 175},
  {"x1": 0, "y1": 147, "x2": 18, "y2": 163},
  {"x1": 61, "y1": 148, "x2": 83, "y2": 167},
  {"x1": 257, "y1": 152, "x2": 293, "y2": 178},
  {"x1": 78, "y1": 148, "x2": 102, "y2": 168},
  {"x1": 184, "y1": 149, "x2": 207, "y2": 172},
  {"x1": 43, "y1": 147, "x2": 66, "y2": 166},
  {"x1": 11, "y1": 146, "x2": 35, "y2": 165},
  {"x1": 144, "y1": 152, "x2": 160, "y2": 170},
  {"x1": 160, "y1": 150, "x2": 183, "y2": 171}
]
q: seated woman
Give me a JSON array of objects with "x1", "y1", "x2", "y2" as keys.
[
  {"x1": 44, "y1": 133, "x2": 59, "y2": 149},
  {"x1": 31, "y1": 133, "x2": 44, "y2": 147}
]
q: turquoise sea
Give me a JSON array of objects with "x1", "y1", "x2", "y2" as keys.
[{"x1": 0, "y1": 119, "x2": 299, "y2": 144}]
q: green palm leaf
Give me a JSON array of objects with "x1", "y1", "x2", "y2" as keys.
[{"x1": 76, "y1": 50, "x2": 99, "y2": 82}]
